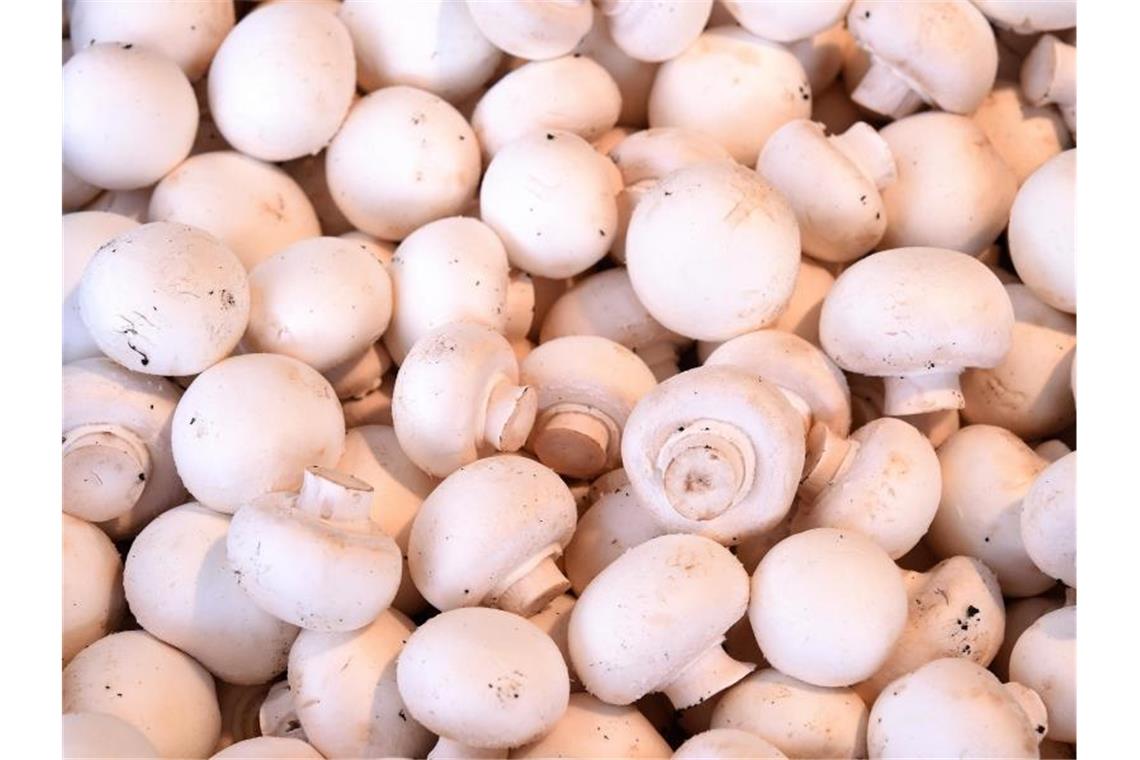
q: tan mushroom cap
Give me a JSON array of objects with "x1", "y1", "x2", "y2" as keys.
[
  {"x1": 62, "y1": 514, "x2": 126, "y2": 666},
  {"x1": 513, "y1": 692, "x2": 672, "y2": 758},
  {"x1": 674, "y1": 728, "x2": 787, "y2": 759},
  {"x1": 1009, "y1": 605, "x2": 1076, "y2": 743},
  {"x1": 465, "y1": 0, "x2": 593, "y2": 61},
  {"x1": 1020, "y1": 451, "x2": 1076, "y2": 588},
  {"x1": 722, "y1": 0, "x2": 851, "y2": 43},
  {"x1": 1009, "y1": 149, "x2": 1076, "y2": 314}
]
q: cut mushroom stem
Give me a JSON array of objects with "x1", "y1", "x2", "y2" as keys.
[
  {"x1": 660, "y1": 639, "x2": 755, "y2": 710},
  {"x1": 293, "y1": 466, "x2": 373, "y2": 523},
  {"x1": 1020, "y1": 34, "x2": 1076, "y2": 109},
  {"x1": 483, "y1": 378, "x2": 538, "y2": 452},
  {"x1": 655, "y1": 420, "x2": 756, "y2": 521},
  {"x1": 882, "y1": 371, "x2": 965, "y2": 416},
  {"x1": 828, "y1": 122, "x2": 898, "y2": 189},
  {"x1": 531, "y1": 405, "x2": 617, "y2": 480},
  {"x1": 492, "y1": 547, "x2": 572, "y2": 618},
  {"x1": 851, "y1": 56, "x2": 926, "y2": 120},
  {"x1": 428, "y1": 737, "x2": 507, "y2": 759},
  {"x1": 1004, "y1": 682, "x2": 1049, "y2": 743},
  {"x1": 62, "y1": 423, "x2": 152, "y2": 521},
  {"x1": 799, "y1": 422, "x2": 860, "y2": 502}
]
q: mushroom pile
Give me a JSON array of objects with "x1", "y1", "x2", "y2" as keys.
[{"x1": 61, "y1": 1, "x2": 1077, "y2": 758}]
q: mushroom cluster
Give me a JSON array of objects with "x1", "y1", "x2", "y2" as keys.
[{"x1": 61, "y1": 2, "x2": 1077, "y2": 758}]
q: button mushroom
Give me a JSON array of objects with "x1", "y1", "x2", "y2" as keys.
[
  {"x1": 62, "y1": 514, "x2": 126, "y2": 666},
  {"x1": 674, "y1": 728, "x2": 787, "y2": 759},
  {"x1": 63, "y1": 712, "x2": 158, "y2": 760},
  {"x1": 1009, "y1": 604, "x2": 1076, "y2": 744},
  {"x1": 974, "y1": 0, "x2": 1077, "y2": 33},
  {"x1": 597, "y1": 0, "x2": 712, "y2": 63},
  {"x1": 512, "y1": 691, "x2": 672, "y2": 758},
  {"x1": 1021, "y1": 34, "x2": 1077, "y2": 133},
  {"x1": 464, "y1": 0, "x2": 594, "y2": 61},
  {"x1": 1020, "y1": 451, "x2": 1076, "y2": 588},
  {"x1": 721, "y1": 0, "x2": 851, "y2": 43},
  {"x1": 1008, "y1": 149, "x2": 1076, "y2": 314},
  {"x1": 63, "y1": 211, "x2": 139, "y2": 363}
]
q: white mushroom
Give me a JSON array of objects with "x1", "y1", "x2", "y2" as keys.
[
  {"x1": 210, "y1": 737, "x2": 323, "y2": 759},
  {"x1": 63, "y1": 213, "x2": 139, "y2": 363},
  {"x1": 63, "y1": 712, "x2": 158, "y2": 760},
  {"x1": 1020, "y1": 451, "x2": 1076, "y2": 588},
  {"x1": 62, "y1": 514, "x2": 125, "y2": 666},
  {"x1": 722, "y1": 0, "x2": 851, "y2": 42},
  {"x1": 1020, "y1": 34, "x2": 1077, "y2": 133},
  {"x1": 574, "y1": 14, "x2": 658, "y2": 127},
  {"x1": 464, "y1": 0, "x2": 594, "y2": 61},
  {"x1": 973, "y1": 1, "x2": 1077, "y2": 33},
  {"x1": 1009, "y1": 605, "x2": 1076, "y2": 743},
  {"x1": 597, "y1": 0, "x2": 713, "y2": 63},
  {"x1": 513, "y1": 692, "x2": 672, "y2": 758},
  {"x1": 1008, "y1": 149, "x2": 1076, "y2": 314},
  {"x1": 674, "y1": 728, "x2": 787, "y2": 760}
]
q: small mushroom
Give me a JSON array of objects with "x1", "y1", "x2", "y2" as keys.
[
  {"x1": 288, "y1": 609, "x2": 435, "y2": 759},
  {"x1": 974, "y1": 1, "x2": 1077, "y2": 33},
  {"x1": 63, "y1": 712, "x2": 158, "y2": 760},
  {"x1": 62, "y1": 514, "x2": 125, "y2": 666},
  {"x1": 326, "y1": 86, "x2": 481, "y2": 241},
  {"x1": 570, "y1": 534, "x2": 755, "y2": 709},
  {"x1": 408, "y1": 454, "x2": 576, "y2": 616},
  {"x1": 513, "y1": 691, "x2": 672, "y2": 758},
  {"x1": 1008, "y1": 149, "x2": 1076, "y2": 314},
  {"x1": 210, "y1": 738, "x2": 322, "y2": 759},
  {"x1": 721, "y1": 0, "x2": 851, "y2": 42},
  {"x1": 1020, "y1": 451, "x2": 1076, "y2": 588},
  {"x1": 227, "y1": 466, "x2": 403, "y2": 631},
  {"x1": 820, "y1": 247, "x2": 1015, "y2": 415},
  {"x1": 172, "y1": 353, "x2": 345, "y2": 513},
  {"x1": 1009, "y1": 605, "x2": 1076, "y2": 743},
  {"x1": 674, "y1": 728, "x2": 787, "y2": 760},
  {"x1": 1021, "y1": 34, "x2": 1077, "y2": 133},
  {"x1": 392, "y1": 322, "x2": 537, "y2": 477},
  {"x1": 63, "y1": 630, "x2": 222, "y2": 759},
  {"x1": 63, "y1": 211, "x2": 139, "y2": 363},
  {"x1": 971, "y1": 81, "x2": 1072, "y2": 186},
  {"x1": 464, "y1": 0, "x2": 593, "y2": 61},
  {"x1": 711, "y1": 669, "x2": 868, "y2": 759},
  {"x1": 597, "y1": 0, "x2": 713, "y2": 63},
  {"x1": 397, "y1": 607, "x2": 570, "y2": 757},
  {"x1": 845, "y1": 1, "x2": 997, "y2": 118},
  {"x1": 751, "y1": 528, "x2": 907, "y2": 688}
]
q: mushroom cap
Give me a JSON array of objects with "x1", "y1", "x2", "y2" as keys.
[
  {"x1": 397, "y1": 607, "x2": 570, "y2": 749},
  {"x1": 63, "y1": 630, "x2": 221, "y2": 759},
  {"x1": 569, "y1": 534, "x2": 752, "y2": 706},
  {"x1": 973, "y1": 0, "x2": 1077, "y2": 33},
  {"x1": 244, "y1": 236, "x2": 393, "y2": 372},
  {"x1": 77, "y1": 221, "x2": 249, "y2": 376},
  {"x1": 971, "y1": 80, "x2": 1072, "y2": 185},
  {"x1": 464, "y1": 0, "x2": 593, "y2": 61},
  {"x1": 1009, "y1": 149, "x2": 1076, "y2": 313},
  {"x1": 124, "y1": 502, "x2": 299, "y2": 684},
  {"x1": 598, "y1": 0, "x2": 713, "y2": 63},
  {"x1": 207, "y1": 3, "x2": 354, "y2": 162},
  {"x1": 480, "y1": 130, "x2": 618, "y2": 279},
  {"x1": 674, "y1": 728, "x2": 788, "y2": 760},
  {"x1": 625, "y1": 162, "x2": 801, "y2": 342},
  {"x1": 820, "y1": 247, "x2": 1015, "y2": 377},
  {"x1": 69, "y1": 0, "x2": 234, "y2": 82},
  {"x1": 749, "y1": 528, "x2": 908, "y2": 687},
  {"x1": 148, "y1": 151, "x2": 320, "y2": 271},
  {"x1": 63, "y1": 712, "x2": 159, "y2": 759},
  {"x1": 1020, "y1": 452, "x2": 1076, "y2": 588},
  {"x1": 326, "y1": 86, "x2": 481, "y2": 241},
  {"x1": 63, "y1": 43, "x2": 197, "y2": 190},
  {"x1": 706, "y1": 329, "x2": 852, "y2": 437},
  {"x1": 722, "y1": 0, "x2": 851, "y2": 42},
  {"x1": 847, "y1": 1, "x2": 997, "y2": 114},
  {"x1": 472, "y1": 55, "x2": 621, "y2": 160},
  {"x1": 383, "y1": 217, "x2": 511, "y2": 365},
  {"x1": 868, "y1": 658, "x2": 1042, "y2": 758},
  {"x1": 648, "y1": 27, "x2": 811, "y2": 165},
  {"x1": 338, "y1": 0, "x2": 501, "y2": 101},
  {"x1": 172, "y1": 353, "x2": 345, "y2": 513},
  {"x1": 513, "y1": 691, "x2": 672, "y2": 758},
  {"x1": 926, "y1": 425, "x2": 1055, "y2": 597},
  {"x1": 758, "y1": 119, "x2": 888, "y2": 263},
  {"x1": 573, "y1": 11, "x2": 658, "y2": 127},
  {"x1": 711, "y1": 669, "x2": 868, "y2": 759},
  {"x1": 1009, "y1": 605, "x2": 1076, "y2": 743},
  {"x1": 289, "y1": 609, "x2": 435, "y2": 759},
  {"x1": 408, "y1": 455, "x2": 576, "y2": 612},
  {"x1": 992, "y1": 595, "x2": 1065, "y2": 682},
  {"x1": 210, "y1": 737, "x2": 323, "y2": 759},
  {"x1": 961, "y1": 284, "x2": 1076, "y2": 439},
  {"x1": 63, "y1": 211, "x2": 140, "y2": 363},
  {"x1": 62, "y1": 514, "x2": 125, "y2": 666},
  {"x1": 608, "y1": 127, "x2": 734, "y2": 187}
]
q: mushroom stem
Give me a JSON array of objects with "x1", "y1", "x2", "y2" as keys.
[
  {"x1": 882, "y1": 371, "x2": 965, "y2": 415},
  {"x1": 799, "y1": 422, "x2": 861, "y2": 502},
  {"x1": 428, "y1": 737, "x2": 507, "y2": 759},
  {"x1": 483, "y1": 377, "x2": 538, "y2": 453},
  {"x1": 660, "y1": 639, "x2": 755, "y2": 710},
  {"x1": 655, "y1": 420, "x2": 756, "y2": 522},
  {"x1": 62, "y1": 423, "x2": 152, "y2": 521},
  {"x1": 294, "y1": 466, "x2": 374, "y2": 523},
  {"x1": 828, "y1": 122, "x2": 898, "y2": 189},
  {"x1": 1004, "y1": 682, "x2": 1049, "y2": 743},
  {"x1": 493, "y1": 549, "x2": 572, "y2": 617},
  {"x1": 504, "y1": 271, "x2": 536, "y2": 340},
  {"x1": 1021, "y1": 34, "x2": 1076, "y2": 108},
  {"x1": 531, "y1": 405, "x2": 616, "y2": 479},
  {"x1": 850, "y1": 56, "x2": 926, "y2": 120},
  {"x1": 633, "y1": 340, "x2": 681, "y2": 382}
]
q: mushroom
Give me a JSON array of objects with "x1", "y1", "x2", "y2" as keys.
[
  {"x1": 210, "y1": 738, "x2": 323, "y2": 759},
  {"x1": 513, "y1": 692, "x2": 672, "y2": 758},
  {"x1": 148, "y1": 151, "x2": 321, "y2": 271},
  {"x1": 62, "y1": 514, "x2": 125, "y2": 666},
  {"x1": 392, "y1": 321, "x2": 537, "y2": 478},
  {"x1": 527, "y1": 594, "x2": 578, "y2": 686},
  {"x1": 758, "y1": 120, "x2": 895, "y2": 264},
  {"x1": 992, "y1": 595, "x2": 1065, "y2": 682},
  {"x1": 63, "y1": 358, "x2": 185, "y2": 534},
  {"x1": 820, "y1": 247, "x2": 1015, "y2": 415},
  {"x1": 338, "y1": 0, "x2": 501, "y2": 102},
  {"x1": 63, "y1": 712, "x2": 159, "y2": 759},
  {"x1": 1021, "y1": 34, "x2": 1077, "y2": 133},
  {"x1": 625, "y1": 162, "x2": 800, "y2": 342},
  {"x1": 77, "y1": 221, "x2": 249, "y2": 376},
  {"x1": 1020, "y1": 451, "x2": 1076, "y2": 588},
  {"x1": 846, "y1": 372, "x2": 962, "y2": 449},
  {"x1": 570, "y1": 533, "x2": 754, "y2": 708},
  {"x1": 171, "y1": 353, "x2": 346, "y2": 514},
  {"x1": 675, "y1": 730, "x2": 786, "y2": 759},
  {"x1": 648, "y1": 27, "x2": 811, "y2": 165},
  {"x1": 876, "y1": 113, "x2": 1018, "y2": 255},
  {"x1": 721, "y1": 0, "x2": 851, "y2": 42},
  {"x1": 1008, "y1": 149, "x2": 1076, "y2": 314},
  {"x1": 1009, "y1": 605, "x2": 1076, "y2": 743},
  {"x1": 471, "y1": 56, "x2": 621, "y2": 160},
  {"x1": 845, "y1": 1, "x2": 997, "y2": 118},
  {"x1": 408, "y1": 454, "x2": 576, "y2": 616},
  {"x1": 961, "y1": 284, "x2": 1076, "y2": 439},
  {"x1": 397, "y1": 607, "x2": 570, "y2": 757},
  {"x1": 69, "y1": 0, "x2": 235, "y2": 82},
  {"x1": 288, "y1": 609, "x2": 435, "y2": 759},
  {"x1": 926, "y1": 425, "x2": 1056, "y2": 597},
  {"x1": 854, "y1": 556, "x2": 1005, "y2": 703},
  {"x1": 63, "y1": 630, "x2": 222, "y2": 759},
  {"x1": 792, "y1": 417, "x2": 941, "y2": 560},
  {"x1": 521, "y1": 336, "x2": 657, "y2": 479},
  {"x1": 226, "y1": 466, "x2": 402, "y2": 632},
  {"x1": 279, "y1": 151, "x2": 354, "y2": 236},
  {"x1": 243, "y1": 237, "x2": 392, "y2": 373},
  {"x1": 63, "y1": 211, "x2": 139, "y2": 363},
  {"x1": 63, "y1": 43, "x2": 197, "y2": 190},
  {"x1": 464, "y1": 0, "x2": 593, "y2": 61},
  {"x1": 711, "y1": 669, "x2": 868, "y2": 759},
  {"x1": 597, "y1": 0, "x2": 712, "y2": 63},
  {"x1": 480, "y1": 130, "x2": 619, "y2": 279},
  {"x1": 788, "y1": 23, "x2": 854, "y2": 93},
  {"x1": 971, "y1": 81, "x2": 1072, "y2": 185},
  {"x1": 867, "y1": 658, "x2": 1044, "y2": 758},
  {"x1": 326, "y1": 86, "x2": 481, "y2": 241},
  {"x1": 124, "y1": 502, "x2": 300, "y2": 685},
  {"x1": 973, "y1": 1, "x2": 1077, "y2": 33}
]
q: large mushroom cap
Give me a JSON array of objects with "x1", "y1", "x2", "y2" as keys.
[{"x1": 1009, "y1": 149, "x2": 1076, "y2": 313}]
